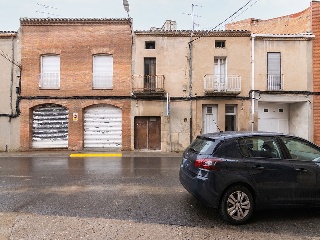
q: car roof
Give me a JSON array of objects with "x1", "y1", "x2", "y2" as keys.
[{"x1": 199, "y1": 131, "x2": 286, "y2": 140}]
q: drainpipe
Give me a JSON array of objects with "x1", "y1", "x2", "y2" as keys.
[{"x1": 251, "y1": 35, "x2": 255, "y2": 131}]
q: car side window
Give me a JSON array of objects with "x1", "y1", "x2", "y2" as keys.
[
  {"x1": 280, "y1": 136, "x2": 320, "y2": 161},
  {"x1": 238, "y1": 136, "x2": 281, "y2": 159}
]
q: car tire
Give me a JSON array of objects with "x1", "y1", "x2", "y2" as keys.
[{"x1": 219, "y1": 185, "x2": 254, "y2": 225}]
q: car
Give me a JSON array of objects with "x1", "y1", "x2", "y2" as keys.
[{"x1": 179, "y1": 131, "x2": 320, "y2": 225}]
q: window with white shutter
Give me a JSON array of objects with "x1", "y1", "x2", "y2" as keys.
[
  {"x1": 93, "y1": 55, "x2": 113, "y2": 89},
  {"x1": 40, "y1": 55, "x2": 60, "y2": 89},
  {"x1": 267, "y1": 52, "x2": 281, "y2": 90}
]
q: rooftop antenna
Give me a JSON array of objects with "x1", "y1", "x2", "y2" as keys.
[
  {"x1": 123, "y1": 0, "x2": 130, "y2": 18},
  {"x1": 36, "y1": 3, "x2": 59, "y2": 18},
  {"x1": 183, "y1": 3, "x2": 202, "y2": 31}
]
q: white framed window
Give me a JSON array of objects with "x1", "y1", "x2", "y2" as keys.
[
  {"x1": 40, "y1": 55, "x2": 60, "y2": 89},
  {"x1": 93, "y1": 54, "x2": 113, "y2": 89},
  {"x1": 267, "y1": 52, "x2": 282, "y2": 90}
]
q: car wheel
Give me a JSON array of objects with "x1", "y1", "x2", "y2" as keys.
[{"x1": 219, "y1": 185, "x2": 254, "y2": 225}]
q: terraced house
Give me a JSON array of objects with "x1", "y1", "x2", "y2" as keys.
[
  {"x1": 226, "y1": 0, "x2": 318, "y2": 143},
  {"x1": 19, "y1": 18, "x2": 132, "y2": 151},
  {"x1": 0, "y1": 31, "x2": 21, "y2": 151}
]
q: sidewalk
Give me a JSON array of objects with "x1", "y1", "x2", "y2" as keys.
[{"x1": 0, "y1": 149, "x2": 182, "y2": 158}]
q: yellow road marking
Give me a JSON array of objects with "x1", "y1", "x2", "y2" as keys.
[{"x1": 70, "y1": 153, "x2": 122, "y2": 157}]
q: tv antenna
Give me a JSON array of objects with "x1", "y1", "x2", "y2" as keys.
[
  {"x1": 183, "y1": 3, "x2": 202, "y2": 31},
  {"x1": 36, "y1": 3, "x2": 59, "y2": 18}
]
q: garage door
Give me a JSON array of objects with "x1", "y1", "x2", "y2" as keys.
[
  {"x1": 258, "y1": 103, "x2": 289, "y2": 134},
  {"x1": 32, "y1": 104, "x2": 69, "y2": 148},
  {"x1": 84, "y1": 105, "x2": 122, "y2": 148}
]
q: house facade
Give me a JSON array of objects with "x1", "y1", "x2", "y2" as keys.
[
  {"x1": 0, "y1": 31, "x2": 21, "y2": 151},
  {"x1": 132, "y1": 29, "x2": 253, "y2": 152},
  {"x1": 19, "y1": 18, "x2": 132, "y2": 151},
  {"x1": 226, "y1": 1, "x2": 317, "y2": 143}
]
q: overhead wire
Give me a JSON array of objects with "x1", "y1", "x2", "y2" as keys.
[{"x1": 190, "y1": 0, "x2": 261, "y2": 43}]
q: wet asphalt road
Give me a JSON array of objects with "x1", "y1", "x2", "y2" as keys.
[{"x1": 1, "y1": 155, "x2": 320, "y2": 239}]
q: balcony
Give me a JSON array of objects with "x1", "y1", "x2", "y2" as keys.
[
  {"x1": 267, "y1": 74, "x2": 283, "y2": 91},
  {"x1": 204, "y1": 74, "x2": 241, "y2": 95},
  {"x1": 39, "y1": 73, "x2": 60, "y2": 89},
  {"x1": 132, "y1": 75, "x2": 165, "y2": 98}
]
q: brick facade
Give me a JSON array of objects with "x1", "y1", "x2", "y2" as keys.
[
  {"x1": 20, "y1": 18, "x2": 132, "y2": 151},
  {"x1": 312, "y1": 1, "x2": 320, "y2": 144},
  {"x1": 226, "y1": 8, "x2": 311, "y2": 34}
]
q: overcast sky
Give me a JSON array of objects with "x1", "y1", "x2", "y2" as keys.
[{"x1": 0, "y1": 0, "x2": 311, "y2": 31}]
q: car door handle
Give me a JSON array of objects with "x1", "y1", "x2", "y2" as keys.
[
  {"x1": 254, "y1": 165, "x2": 264, "y2": 170},
  {"x1": 295, "y1": 168, "x2": 308, "y2": 173}
]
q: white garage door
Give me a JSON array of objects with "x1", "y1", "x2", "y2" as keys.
[
  {"x1": 258, "y1": 103, "x2": 289, "y2": 134},
  {"x1": 32, "y1": 104, "x2": 68, "y2": 148},
  {"x1": 84, "y1": 105, "x2": 122, "y2": 148}
]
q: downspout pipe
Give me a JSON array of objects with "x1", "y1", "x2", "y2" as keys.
[{"x1": 251, "y1": 35, "x2": 255, "y2": 131}]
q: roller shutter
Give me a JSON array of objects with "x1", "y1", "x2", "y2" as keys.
[
  {"x1": 84, "y1": 105, "x2": 122, "y2": 148},
  {"x1": 32, "y1": 104, "x2": 68, "y2": 148}
]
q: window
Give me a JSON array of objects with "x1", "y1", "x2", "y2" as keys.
[
  {"x1": 145, "y1": 41, "x2": 155, "y2": 49},
  {"x1": 280, "y1": 137, "x2": 320, "y2": 161},
  {"x1": 215, "y1": 40, "x2": 225, "y2": 48},
  {"x1": 239, "y1": 136, "x2": 281, "y2": 159},
  {"x1": 93, "y1": 55, "x2": 113, "y2": 89},
  {"x1": 40, "y1": 55, "x2": 60, "y2": 89},
  {"x1": 267, "y1": 52, "x2": 281, "y2": 90}
]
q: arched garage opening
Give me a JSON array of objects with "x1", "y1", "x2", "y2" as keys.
[
  {"x1": 32, "y1": 104, "x2": 69, "y2": 148},
  {"x1": 84, "y1": 104, "x2": 122, "y2": 148}
]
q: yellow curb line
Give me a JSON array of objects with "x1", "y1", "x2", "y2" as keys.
[{"x1": 70, "y1": 153, "x2": 122, "y2": 157}]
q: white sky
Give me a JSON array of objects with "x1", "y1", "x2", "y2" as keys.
[{"x1": 0, "y1": 0, "x2": 311, "y2": 31}]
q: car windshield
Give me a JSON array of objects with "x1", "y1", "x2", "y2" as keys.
[{"x1": 187, "y1": 137, "x2": 219, "y2": 155}]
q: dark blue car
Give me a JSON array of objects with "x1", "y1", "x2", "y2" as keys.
[{"x1": 179, "y1": 131, "x2": 320, "y2": 224}]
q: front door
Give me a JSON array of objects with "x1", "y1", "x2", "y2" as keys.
[
  {"x1": 134, "y1": 116, "x2": 161, "y2": 150},
  {"x1": 202, "y1": 105, "x2": 218, "y2": 134}
]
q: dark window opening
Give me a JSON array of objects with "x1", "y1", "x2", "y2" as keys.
[
  {"x1": 279, "y1": 109, "x2": 284, "y2": 113},
  {"x1": 145, "y1": 41, "x2": 155, "y2": 49},
  {"x1": 215, "y1": 40, "x2": 225, "y2": 48},
  {"x1": 264, "y1": 109, "x2": 269, "y2": 112}
]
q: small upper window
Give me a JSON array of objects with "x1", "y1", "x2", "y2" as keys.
[
  {"x1": 215, "y1": 40, "x2": 225, "y2": 48},
  {"x1": 145, "y1": 41, "x2": 155, "y2": 49}
]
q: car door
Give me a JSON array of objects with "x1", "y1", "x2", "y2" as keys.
[
  {"x1": 279, "y1": 136, "x2": 320, "y2": 204},
  {"x1": 238, "y1": 136, "x2": 297, "y2": 206}
]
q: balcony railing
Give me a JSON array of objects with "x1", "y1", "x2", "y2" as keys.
[
  {"x1": 39, "y1": 73, "x2": 60, "y2": 89},
  {"x1": 204, "y1": 74, "x2": 241, "y2": 93},
  {"x1": 93, "y1": 72, "x2": 113, "y2": 89},
  {"x1": 132, "y1": 75, "x2": 165, "y2": 92},
  {"x1": 267, "y1": 74, "x2": 283, "y2": 91}
]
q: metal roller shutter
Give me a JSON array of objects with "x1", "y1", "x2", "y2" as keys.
[
  {"x1": 32, "y1": 104, "x2": 68, "y2": 148},
  {"x1": 84, "y1": 105, "x2": 122, "y2": 148}
]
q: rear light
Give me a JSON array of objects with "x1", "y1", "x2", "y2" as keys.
[{"x1": 194, "y1": 158, "x2": 222, "y2": 170}]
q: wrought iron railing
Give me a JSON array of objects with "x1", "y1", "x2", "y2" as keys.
[
  {"x1": 204, "y1": 74, "x2": 241, "y2": 92},
  {"x1": 39, "y1": 73, "x2": 60, "y2": 89},
  {"x1": 132, "y1": 75, "x2": 165, "y2": 92},
  {"x1": 267, "y1": 74, "x2": 283, "y2": 91}
]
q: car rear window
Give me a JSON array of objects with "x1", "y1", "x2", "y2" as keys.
[{"x1": 187, "y1": 137, "x2": 220, "y2": 155}]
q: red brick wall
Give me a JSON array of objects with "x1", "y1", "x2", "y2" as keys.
[
  {"x1": 20, "y1": 19, "x2": 132, "y2": 151},
  {"x1": 226, "y1": 7, "x2": 311, "y2": 34},
  {"x1": 312, "y1": 1, "x2": 320, "y2": 145}
]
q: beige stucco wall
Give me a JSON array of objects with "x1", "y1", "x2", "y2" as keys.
[
  {"x1": 192, "y1": 36, "x2": 252, "y2": 96},
  {"x1": 254, "y1": 38, "x2": 313, "y2": 91},
  {"x1": 0, "y1": 32, "x2": 21, "y2": 151}
]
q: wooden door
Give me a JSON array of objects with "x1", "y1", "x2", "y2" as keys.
[{"x1": 134, "y1": 117, "x2": 161, "y2": 150}]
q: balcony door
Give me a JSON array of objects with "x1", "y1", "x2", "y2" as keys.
[
  {"x1": 267, "y1": 52, "x2": 281, "y2": 90},
  {"x1": 144, "y1": 58, "x2": 156, "y2": 90},
  {"x1": 214, "y1": 57, "x2": 226, "y2": 91}
]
